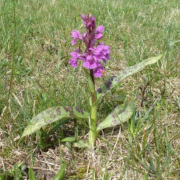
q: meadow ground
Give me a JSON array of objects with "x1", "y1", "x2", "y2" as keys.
[{"x1": 0, "y1": 0, "x2": 180, "y2": 179}]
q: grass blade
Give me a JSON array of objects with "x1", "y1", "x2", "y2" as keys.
[
  {"x1": 28, "y1": 168, "x2": 36, "y2": 180},
  {"x1": 53, "y1": 164, "x2": 66, "y2": 180}
]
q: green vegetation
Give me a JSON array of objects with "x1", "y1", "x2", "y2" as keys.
[{"x1": 0, "y1": 0, "x2": 179, "y2": 179}]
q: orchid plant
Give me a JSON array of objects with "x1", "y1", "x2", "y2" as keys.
[{"x1": 21, "y1": 14, "x2": 162, "y2": 148}]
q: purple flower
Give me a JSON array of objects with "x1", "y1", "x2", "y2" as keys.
[
  {"x1": 83, "y1": 55, "x2": 98, "y2": 69},
  {"x1": 95, "y1": 25, "x2": 104, "y2": 40},
  {"x1": 94, "y1": 64, "x2": 105, "y2": 77},
  {"x1": 68, "y1": 49, "x2": 84, "y2": 68},
  {"x1": 98, "y1": 43, "x2": 110, "y2": 61},
  {"x1": 68, "y1": 58, "x2": 78, "y2": 68},
  {"x1": 81, "y1": 14, "x2": 87, "y2": 23},
  {"x1": 81, "y1": 14, "x2": 96, "y2": 29},
  {"x1": 90, "y1": 43, "x2": 110, "y2": 63},
  {"x1": 71, "y1": 30, "x2": 82, "y2": 46}
]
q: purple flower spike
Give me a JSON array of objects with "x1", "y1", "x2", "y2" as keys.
[
  {"x1": 69, "y1": 14, "x2": 110, "y2": 78},
  {"x1": 71, "y1": 30, "x2": 82, "y2": 46}
]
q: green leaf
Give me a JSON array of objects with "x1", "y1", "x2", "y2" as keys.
[
  {"x1": 65, "y1": 142, "x2": 72, "y2": 150},
  {"x1": 73, "y1": 107, "x2": 89, "y2": 119},
  {"x1": 61, "y1": 137, "x2": 76, "y2": 143},
  {"x1": 21, "y1": 106, "x2": 89, "y2": 138},
  {"x1": 92, "y1": 168, "x2": 95, "y2": 180},
  {"x1": 53, "y1": 164, "x2": 66, "y2": 180},
  {"x1": 28, "y1": 168, "x2": 36, "y2": 180},
  {"x1": 73, "y1": 140, "x2": 89, "y2": 148},
  {"x1": 97, "y1": 105, "x2": 133, "y2": 133},
  {"x1": 111, "y1": 94, "x2": 126, "y2": 103},
  {"x1": 0, "y1": 174, "x2": 6, "y2": 180},
  {"x1": 96, "y1": 55, "x2": 162, "y2": 99}
]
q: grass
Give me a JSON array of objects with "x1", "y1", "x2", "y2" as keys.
[{"x1": 0, "y1": 0, "x2": 179, "y2": 179}]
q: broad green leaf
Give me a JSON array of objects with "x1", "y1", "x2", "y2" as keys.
[
  {"x1": 96, "y1": 105, "x2": 133, "y2": 133},
  {"x1": 73, "y1": 140, "x2": 89, "y2": 148},
  {"x1": 73, "y1": 107, "x2": 89, "y2": 119},
  {"x1": 21, "y1": 106, "x2": 89, "y2": 138},
  {"x1": 61, "y1": 137, "x2": 76, "y2": 142},
  {"x1": 28, "y1": 168, "x2": 36, "y2": 180},
  {"x1": 53, "y1": 164, "x2": 66, "y2": 180},
  {"x1": 96, "y1": 55, "x2": 162, "y2": 99},
  {"x1": 111, "y1": 94, "x2": 126, "y2": 103}
]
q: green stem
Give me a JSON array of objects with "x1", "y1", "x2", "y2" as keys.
[
  {"x1": 89, "y1": 102, "x2": 97, "y2": 148},
  {"x1": 83, "y1": 68, "x2": 97, "y2": 148},
  {"x1": 88, "y1": 69, "x2": 97, "y2": 148}
]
